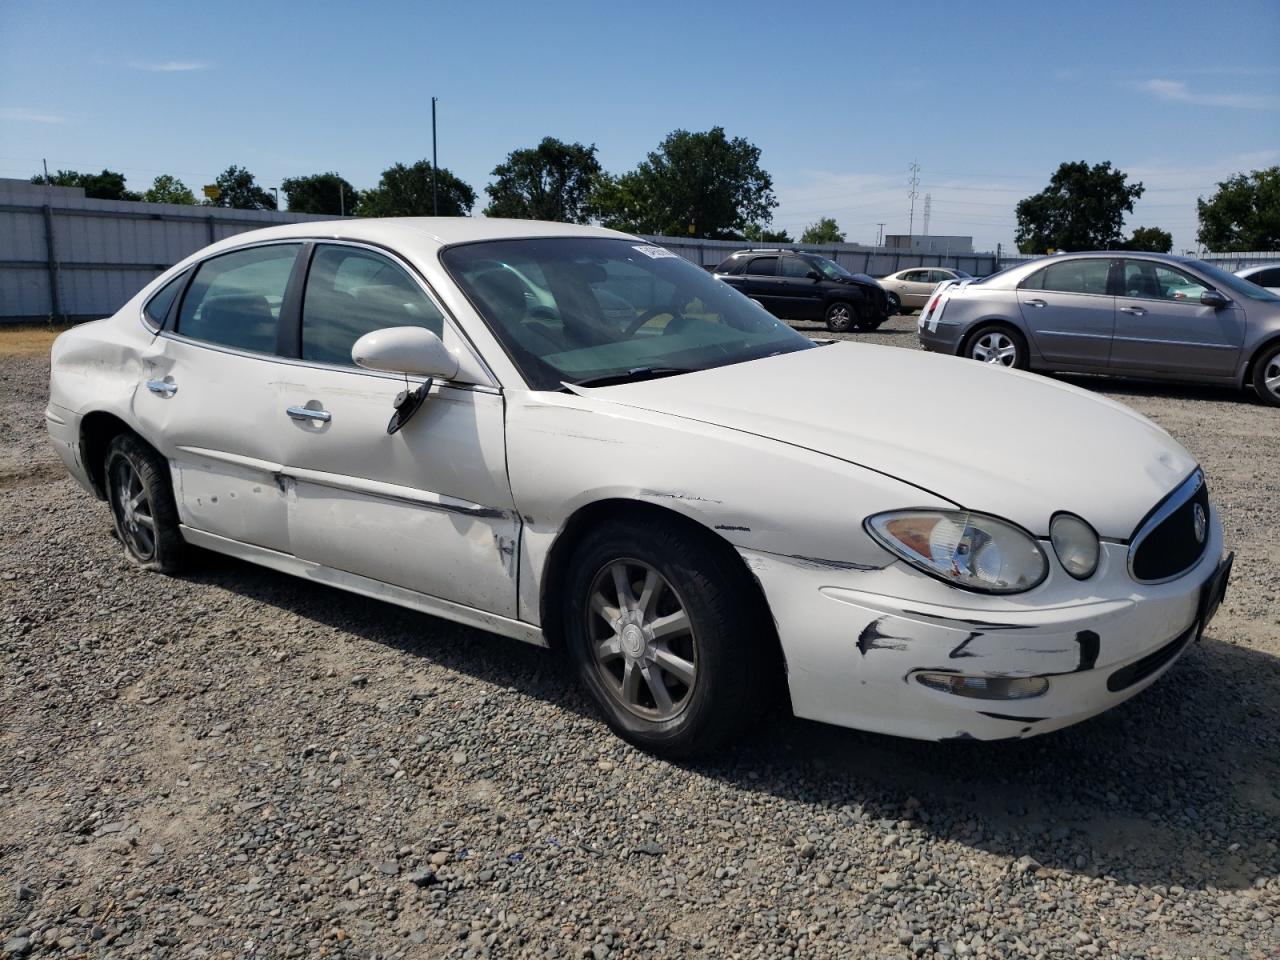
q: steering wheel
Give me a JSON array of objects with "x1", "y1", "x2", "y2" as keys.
[{"x1": 623, "y1": 304, "x2": 685, "y2": 337}]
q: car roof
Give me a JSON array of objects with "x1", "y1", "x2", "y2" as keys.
[
  {"x1": 197, "y1": 216, "x2": 638, "y2": 253},
  {"x1": 1238, "y1": 262, "x2": 1280, "y2": 273}
]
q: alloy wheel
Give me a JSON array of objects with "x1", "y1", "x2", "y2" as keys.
[
  {"x1": 110, "y1": 457, "x2": 157, "y2": 561},
  {"x1": 1266, "y1": 355, "x2": 1280, "y2": 402},
  {"x1": 585, "y1": 559, "x2": 698, "y2": 721},
  {"x1": 971, "y1": 331, "x2": 1018, "y2": 366}
]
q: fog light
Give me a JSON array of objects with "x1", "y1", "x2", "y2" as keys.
[{"x1": 915, "y1": 672, "x2": 1050, "y2": 700}]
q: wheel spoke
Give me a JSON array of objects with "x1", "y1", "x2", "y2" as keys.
[
  {"x1": 135, "y1": 513, "x2": 155, "y2": 530},
  {"x1": 129, "y1": 489, "x2": 147, "y2": 511},
  {"x1": 590, "y1": 590, "x2": 620, "y2": 626},
  {"x1": 640, "y1": 664, "x2": 673, "y2": 714},
  {"x1": 611, "y1": 564, "x2": 635, "y2": 613},
  {"x1": 596, "y1": 635, "x2": 623, "y2": 660},
  {"x1": 635, "y1": 568, "x2": 662, "y2": 617},
  {"x1": 648, "y1": 609, "x2": 691, "y2": 641},
  {"x1": 620, "y1": 660, "x2": 641, "y2": 704},
  {"x1": 652, "y1": 645, "x2": 695, "y2": 686}
]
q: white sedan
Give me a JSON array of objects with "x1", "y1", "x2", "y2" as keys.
[{"x1": 46, "y1": 218, "x2": 1232, "y2": 756}]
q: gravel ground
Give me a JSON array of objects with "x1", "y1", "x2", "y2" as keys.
[{"x1": 2, "y1": 319, "x2": 1277, "y2": 960}]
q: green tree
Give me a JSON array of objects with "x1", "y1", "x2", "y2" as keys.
[
  {"x1": 743, "y1": 224, "x2": 793, "y2": 243},
  {"x1": 1122, "y1": 225, "x2": 1173, "y2": 253},
  {"x1": 484, "y1": 137, "x2": 601, "y2": 223},
  {"x1": 800, "y1": 217, "x2": 846, "y2": 244},
  {"x1": 1015, "y1": 161, "x2": 1144, "y2": 253},
  {"x1": 205, "y1": 165, "x2": 277, "y2": 210},
  {"x1": 143, "y1": 174, "x2": 196, "y2": 205},
  {"x1": 589, "y1": 127, "x2": 777, "y2": 238},
  {"x1": 31, "y1": 168, "x2": 140, "y2": 201},
  {"x1": 281, "y1": 172, "x2": 358, "y2": 216},
  {"x1": 359, "y1": 161, "x2": 476, "y2": 217},
  {"x1": 1196, "y1": 167, "x2": 1280, "y2": 252}
]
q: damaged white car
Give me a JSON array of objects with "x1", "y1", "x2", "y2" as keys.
[{"x1": 46, "y1": 219, "x2": 1233, "y2": 756}]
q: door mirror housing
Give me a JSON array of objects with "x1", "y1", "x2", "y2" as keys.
[
  {"x1": 352, "y1": 326, "x2": 460, "y2": 380},
  {"x1": 1200, "y1": 289, "x2": 1230, "y2": 309},
  {"x1": 806, "y1": 270, "x2": 822, "y2": 281}
]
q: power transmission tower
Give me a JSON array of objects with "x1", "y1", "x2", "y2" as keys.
[
  {"x1": 922, "y1": 193, "x2": 931, "y2": 239},
  {"x1": 907, "y1": 161, "x2": 921, "y2": 240},
  {"x1": 876, "y1": 222, "x2": 885, "y2": 247}
]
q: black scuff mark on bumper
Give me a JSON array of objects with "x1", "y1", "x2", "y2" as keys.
[
  {"x1": 977, "y1": 711, "x2": 1048, "y2": 723},
  {"x1": 948, "y1": 631, "x2": 982, "y2": 659},
  {"x1": 857, "y1": 617, "x2": 911, "y2": 655},
  {"x1": 787, "y1": 554, "x2": 884, "y2": 572},
  {"x1": 1074, "y1": 630, "x2": 1100, "y2": 672}
]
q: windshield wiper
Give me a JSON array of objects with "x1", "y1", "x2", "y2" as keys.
[{"x1": 568, "y1": 366, "x2": 695, "y2": 388}]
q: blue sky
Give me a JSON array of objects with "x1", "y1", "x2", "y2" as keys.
[{"x1": 2, "y1": 0, "x2": 1277, "y2": 253}]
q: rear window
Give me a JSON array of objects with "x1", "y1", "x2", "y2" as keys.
[{"x1": 143, "y1": 271, "x2": 188, "y2": 328}]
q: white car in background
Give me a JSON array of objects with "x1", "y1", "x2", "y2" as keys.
[
  {"x1": 880, "y1": 267, "x2": 973, "y2": 311},
  {"x1": 1236, "y1": 263, "x2": 1280, "y2": 295},
  {"x1": 46, "y1": 218, "x2": 1231, "y2": 756}
]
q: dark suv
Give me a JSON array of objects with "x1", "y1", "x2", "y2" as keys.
[{"x1": 714, "y1": 250, "x2": 894, "y2": 333}]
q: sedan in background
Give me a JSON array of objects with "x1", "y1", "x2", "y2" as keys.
[
  {"x1": 917, "y1": 252, "x2": 1280, "y2": 406},
  {"x1": 880, "y1": 267, "x2": 973, "y2": 312},
  {"x1": 47, "y1": 220, "x2": 1230, "y2": 757},
  {"x1": 1236, "y1": 263, "x2": 1280, "y2": 295}
]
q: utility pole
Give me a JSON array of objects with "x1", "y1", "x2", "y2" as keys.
[
  {"x1": 339, "y1": 181, "x2": 345, "y2": 217},
  {"x1": 270, "y1": 187, "x2": 279, "y2": 210},
  {"x1": 875, "y1": 222, "x2": 885, "y2": 247},
  {"x1": 907, "y1": 161, "x2": 921, "y2": 242},
  {"x1": 431, "y1": 96, "x2": 439, "y2": 217}
]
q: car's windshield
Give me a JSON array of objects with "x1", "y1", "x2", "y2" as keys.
[
  {"x1": 1188, "y1": 260, "x2": 1280, "y2": 301},
  {"x1": 443, "y1": 238, "x2": 816, "y2": 390},
  {"x1": 952, "y1": 269, "x2": 974, "y2": 278},
  {"x1": 810, "y1": 256, "x2": 854, "y2": 280}
]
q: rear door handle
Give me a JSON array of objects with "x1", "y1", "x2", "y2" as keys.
[
  {"x1": 1120, "y1": 306, "x2": 1147, "y2": 316},
  {"x1": 145, "y1": 379, "x2": 177, "y2": 397},
  {"x1": 287, "y1": 406, "x2": 331, "y2": 423},
  {"x1": 1023, "y1": 298, "x2": 1046, "y2": 308}
]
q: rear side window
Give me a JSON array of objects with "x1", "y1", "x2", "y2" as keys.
[
  {"x1": 1249, "y1": 267, "x2": 1280, "y2": 287},
  {"x1": 301, "y1": 245, "x2": 445, "y2": 366},
  {"x1": 177, "y1": 244, "x2": 301, "y2": 353},
  {"x1": 746, "y1": 256, "x2": 778, "y2": 276},
  {"x1": 1025, "y1": 259, "x2": 1111, "y2": 295},
  {"x1": 780, "y1": 256, "x2": 814, "y2": 278},
  {"x1": 143, "y1": 271, "x2": 188, "y2": 328}
]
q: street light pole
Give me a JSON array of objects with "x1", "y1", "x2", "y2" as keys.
[{"x1": 431, "y1": 96, "x2": 439, "y2": 217}]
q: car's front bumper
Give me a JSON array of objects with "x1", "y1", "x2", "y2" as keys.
[{"x1": 739, "y1": 516, "x2": 1227, "y2": 741}]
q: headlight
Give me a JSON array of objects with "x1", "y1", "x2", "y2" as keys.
[
  {"x1": 1049, "y1": 512, "x2": 1099, "y2": 580},
  {"x1": 865, "y1": 509, "x2": 1048, "y2": 594}
]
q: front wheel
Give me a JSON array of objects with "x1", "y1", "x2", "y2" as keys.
[
  {"x1": 104, "y1": 433, "x2": 186, "y2": 573},
  {"x1": 1251, "y1": 342, "x2": 1280, "y2": 407},
  {"x1": 562, "y1": 517, "x2": 772, "y2": 757},
  {"x1": 965, "y1": 324, "x2": 1028, "y2": 370},
  {"x1": 824, "y1": 301, "x2": 858, "y2": 333}
]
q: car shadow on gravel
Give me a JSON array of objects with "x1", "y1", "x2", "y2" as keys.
[
  {"x1": 1052, "y1": 372, "x2": 1265, "y2": 406},
  {"x1": 186, "y1": 551, "x2": 1278, "y2": 893}
]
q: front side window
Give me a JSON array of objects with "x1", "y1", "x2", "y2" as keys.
[
  {"x1": 1121, "y1": 261, "x2": 1208, "y2": 301},
  {"x1": 745, "y1": 256, "x2": 778, "y2": 276},
  {"x1": 780, "y1": 256, "x2": 815, "y2": 278},
  {"x1": 442, "y1": 238, "x2": 815, "y2": 390},
  {"x1": 176, "y1": 244, "x2": 301, "y2": 353},
  {"x1": 1027, "y1": 259, "x2": 1111, "y2": 295},
  {"x1": 301, "y1": 245, "x2": 445, "y2": 366}
]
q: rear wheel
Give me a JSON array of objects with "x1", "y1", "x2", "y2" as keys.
[
  {"x1": 824, "y1": 301, "x2": 858, "y2": 333},
  {"x1": 562, "y1": 517, "x2": 772, "y2": 757},
  {"x1": 104, "y1": 434, "x2": 186, "y2": 573},
  {"x1": 1252, "y1": 341, "x2": 1280, "y2": 407},
  {"x1": 965, "y1": 323, "x2": 1028, "y2": 370}
]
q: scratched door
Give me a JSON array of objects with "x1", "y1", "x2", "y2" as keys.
[{"x1": 278, "y1": 363, "x2": 520, "y2": 619}]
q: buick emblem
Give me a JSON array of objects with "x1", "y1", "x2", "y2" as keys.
[{"x1": 1192, "y1": 504, "x2": 1207, "y2": 544}]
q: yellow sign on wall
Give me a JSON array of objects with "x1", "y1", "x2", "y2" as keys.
[{"x1": 202, "y1": 185, "x2": 220, "y2": 200}]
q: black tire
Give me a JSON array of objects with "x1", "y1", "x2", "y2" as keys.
[
  {"x1": 104, "y1": 433, "x2": 186, "y2": 573},
  {"x1": 1251, "y1": 341, "x2": 1280, "y2": 407},
  {"x1": 854, "y1": 317, "x2": 883, "y2": 332},
  {"x1": 963, "y1": 322, "x2": 1029, "y2": 370},
  {"x1": 824, "y1": 300, "x2": 858, "y2": 333},
  {"x1": 562, "y1": 516, "x2": 773, "y2": 758}
]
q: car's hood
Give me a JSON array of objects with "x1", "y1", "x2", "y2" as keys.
[{"x1": 572, "y1": 342, "x2": 1196, "y2": 538}]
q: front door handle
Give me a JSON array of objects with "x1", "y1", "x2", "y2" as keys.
[
  {"x1": 1023, "y1": 298, "x2": 1046, "y2": 308},
  {"x1": 145, "y1": 379, "x2": 177, "y2": 397},
  {"x1": 287, "y1": 406, "x2": 332, "y2": 423},
  {"x1": 1120, "y1": 306, "x2": 1147, "y2": 316}
]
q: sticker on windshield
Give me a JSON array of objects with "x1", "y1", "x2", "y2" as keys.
[{"x1": 632, "y1": 244, "x2": 679, "y2": 259}]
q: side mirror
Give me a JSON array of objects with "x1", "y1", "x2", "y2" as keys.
[
  {"x1": 806, "y1": 270, "x2": 822, "y2": 281},
  {"x1": 352, "y1": 326, "x2": 460, "y2": 380},
  {"x1": 1200, "y1": 289, "x2": 1230, "y2": 309}
]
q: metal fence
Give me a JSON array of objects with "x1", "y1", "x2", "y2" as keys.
[
  {"x1": 642, "y1": 236, "x2": 998, "y2": 277},
  {"x1": 0, "y1": 179, "x2": 337, "y2": 323}
]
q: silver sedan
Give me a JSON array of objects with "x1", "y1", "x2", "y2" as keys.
[
  {"x1": 880, "y1": 267, "x2": 972, "y2": 311},
  {"x1": 916, "y1": 252, "x2": 1280, "y2": 406}
]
